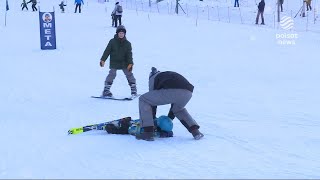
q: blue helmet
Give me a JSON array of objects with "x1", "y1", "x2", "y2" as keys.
[{"x1": 156, "y1": 116, "x2": 173, "y2": 132}]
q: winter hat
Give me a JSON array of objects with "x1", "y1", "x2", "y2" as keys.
[
  {"x1": 116, "y1": 25, "x2": 126, "y2": 34},
  {"x1": 149, "y1": 67, "x2": 160, "y2": 79},
  {"x1": 115, "y1": 2, "x2": 119, "y2": 4}
]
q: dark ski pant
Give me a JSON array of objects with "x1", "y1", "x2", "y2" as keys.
[
  {"x1": 104, "y1": 68, "x2": 136, "y2": 86},
  {"x1": 114, "y1": 15, "x2": 122, "y2": 27},
  {"x1": 112, "y1": 15, "x2": 116, "y2": 26},
  {"x1": 234, "y1": 0, "x2": 239, "y2": 7},
  {"x1": 32, "y1": 4, "x2": 37, "y2": 11},
  {"x1": 306, "y1": 3, "x2": 312, "y2": 11},
  {"x1": 22, "y1": 5, "x2": 28, "y2": 10},
  {"x1": 256, "y1": 11, "x2": 264, "y2": 24},
  {"x1": 139, "y1": 89, "x2": 200, "y2": 132},
  {"x1": 75, "y1": 3, "x2": 82, "y2": 13}
]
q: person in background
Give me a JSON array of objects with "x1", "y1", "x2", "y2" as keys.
[
  {"x1": 59, "y1": 1, "x2": 67, "y2": 13},
  {"x1": 27, "y1": 0, "x2": 37, "y2": 11},
  {"x1": 112, "y1": 2, "x2": 123, "y2": 27},
  {"x1": 279, "y1": 0, "x2": 284, "y2": 12},
  {"x1": 256, "y1": 0, "x2": 265, "y2": 25},
  {"x1": 21, "y1": 0, "x2": 28, "y2": 11},
  {"x1": 74, "y1": 0, "x2": 84, "y2": 13}
]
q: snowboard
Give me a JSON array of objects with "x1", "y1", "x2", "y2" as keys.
[
  {"x1": 68, "y1": 117, "x2": 132, "y2": 135},
  {"x1": 91, "y1": 94, "x2": 140, "y2": 101}
]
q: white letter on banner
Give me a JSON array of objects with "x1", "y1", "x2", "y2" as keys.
[
  {"x1": 44, "y1": 35, "x2": 51, "y2": 40},
  {"x1": 45, "y1": 29, "x2": 51, "y2": 34},
  {"x1": 45, "y1": 42, "x2": 53, "y2": 46},
  {"x1": 43, "y1": 23, "x2": 52, "y2": 28}
]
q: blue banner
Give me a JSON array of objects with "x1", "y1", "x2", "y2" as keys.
[{"x1": 39, "y1": 12, "x2": 56, "y2": 50}]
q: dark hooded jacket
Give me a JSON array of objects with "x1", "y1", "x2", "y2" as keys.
[
  {"x1": 149, "y1": 71, "x2": 194, "y2": 119},
  {"x1": 258, "y1": 0, "x2": 265, "y2": 12},
  {"x1": 100, "y1": 34, "x2": 133, "y2": 69}
]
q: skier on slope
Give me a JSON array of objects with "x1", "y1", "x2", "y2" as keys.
[
  {"x1": 99, "y1": 25, "x2": 137, "y2": 98},
  {"x1": 21, "y1": 0, "x2": 28, "y2": 11},
  {"x1": 59, "y1": 1, "x2": 67, "y2": 13},
  {"x1": 104, "y1": 115, "x2": 173, "y2": 138}
]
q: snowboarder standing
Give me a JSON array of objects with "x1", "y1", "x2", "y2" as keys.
[
  {"x1": 27, "y1": 0, "x2": 37, "y2": 11},
  {"x1": 136, "y1": 67, "x2": 204, "y2": 141},
  {"x1": 59, "y1": 1, "x2": 67, "y2": 13},
  {"x1": 112, "y1": 2, "x2": 123, "y2": 27},
  {"x1": 74, "y1": 0, "x2": 84, "y2": 13},
  {"x1": 256, "y1": 0, "x2": 265, "y2": 25},
  {"x1": 99, "y1": 25, "x2": 137, "y2": 98}
]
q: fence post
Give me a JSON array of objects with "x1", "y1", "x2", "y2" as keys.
[
  {"x1": 239, "y1": 7, "x2": 243, "y2": 24},
  {"x1": 274, "y1": 12, "x2": 276, "y2": 29},
  {"x1": 306, "y1": 11, "x2": 309, "y2": 31},
  {"x1": 135, "y1": 0, "x2": 138, "y2": 15},
  {"x1": 157, "y1": 2, "x2": 159, "y2": 13},
  {"x1": 217, "y1": 6, "x2": 220, "y2": 21},
  {"x1": 197, "y1": 5, "x2": 199, "y2": 20},
  {"x1": 228, "y1": 6, "x2": 230, "y2": 23},
  {"x1": 186, "y1": 3, "x2": 189, "y2": 17},
  {"x1": 207, "y1": 5, "x2": 210, "y2": 20},
  {"x1": 314, "y1": 8, "x2": 316, "y2": 24},
  {"x1": 141, "y1": 1, "x2": 144, "y2": 11},
  {"x1": 196, "y1": 5, "x2": 198, "y2": 26}
]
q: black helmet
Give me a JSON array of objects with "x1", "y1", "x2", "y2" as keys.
[
  {"x1": 149, "y1": 67, "x2": 160, "y2": 79},
  {"x1": 116, "y1": 25, "x2": 126, "y2": 34}
]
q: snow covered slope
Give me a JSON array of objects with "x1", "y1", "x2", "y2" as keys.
[{"x1": 0, "y1": 0, "x2": 320, "y2": 178}]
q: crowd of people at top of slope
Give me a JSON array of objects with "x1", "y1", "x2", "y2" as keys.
[
  {"x1": 234, "y1": 0, "x2": 312, "y2": 11},
  {"x1": 20, "y1": 0, "x2": 123, "y2": 26},
  {"x1": 235, "y1": 0, "x2": 313, "y2": 25},
  {"x1": 19, "y1": 0, "x2": 313, "y2": 27},
  {"x1": 19, "y1": 0, "x2": 83, "y2": 13}
]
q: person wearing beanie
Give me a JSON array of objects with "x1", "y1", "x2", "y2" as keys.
[
  {"x1": 100, "y1": 25, "x2": 137, "y2": 97},
  {"x1": 112, "y1": 2, "x2": 123, "y2": 27},
  {"x1": 136, "y1": 67, "x2": 204, "y2": 141}
]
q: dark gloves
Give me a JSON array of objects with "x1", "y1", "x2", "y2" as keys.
[
  {"x1": 127, "y1": 64, "x2": 133, "y2": 72},
  {"x1": 100, "y1": 60, "x2": 105, "y2": 67},
  {"x1": 159, "y1": 131, "x2": 173, "y2": 138}
]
